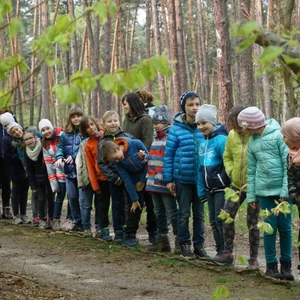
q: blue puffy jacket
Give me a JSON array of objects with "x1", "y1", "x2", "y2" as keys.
[
  {"x1": 197, "y1": 124, "x2": 231, "y2": 195},
  {"x1": 55, "y1": 130, "x2": 82, "y2": 178},
  {"x1": 163, "y1": 112, "x2": 203, "y2": 186}
]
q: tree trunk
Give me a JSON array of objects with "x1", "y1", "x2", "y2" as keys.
[{"x1": 214, "y1": 0, "x2": 233, "y2": 124}]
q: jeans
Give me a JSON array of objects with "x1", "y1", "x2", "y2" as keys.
[
  {"x1": 257, "y1": 195, "x2": 292, "y2": 264},
  {"x1": 176, "y1": 182, "x2": 205, "y2": 247},
  {"x1": 109, "y1": 182, "x2": 126, "y2": 231},
  {"x1": 12, "y1": 178, "x2": 29, "y2": 216},
  {"x1": 0, "y1": 157, "x2": 11, "y2": 208},
  {"x1": 144, "y1": 191, "x2": 157, "y2": 233},
  {"x1": 207, "y1": 190, "x2": 225, "y2": 253},
  {"x1": 98, "y1": 180, "x2": 111, "y2": 229},
  {"x1": 53, "y1": 182, "x2": 69, "y2": 219},
  {"x1": 37, "y1": 181, "x2": 55, "y2": 220},
  {"x1": 31, "y1": 190, "x2": 39, "y2": 218},
  {"x1": 66, "y1": 178, "x2": 82, "y2": 225},
  {"x1": 151, "y1": 192, "x2": 178, "y2": 236},
  {"x1": 125, "y1": 189, "x2": 144, "y2": 234},
  {"x1": 223, "y1": 190, "x2": 260, "y2": 259},
  {"x1": 81, "y1": 184, "x2": 101, "y2": 230}
]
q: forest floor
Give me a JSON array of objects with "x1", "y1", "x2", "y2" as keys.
[{"x1": 1, "y1": 202, "x2": 300, "y2": 299}]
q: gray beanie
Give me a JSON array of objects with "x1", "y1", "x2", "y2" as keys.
[
  {"x1": 152, "y1": 105, "x2": 171, "y2": 125},
  {"x1": 195, "y1": 104, "x2": 217, "y2": 125}
]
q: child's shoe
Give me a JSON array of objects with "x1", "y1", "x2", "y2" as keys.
[
  {"x1": 71, "y1": 222, "x2": 84, "y2": 233},
  {"x1": 20, "y1": 215, "x2": 31, "y2": 224},
  {"x1": 265, "y1": 263, "x2": 282, "y2": 279},
  {"x1": 247, "y1": 258, "x2": 259, "y2": 270},
  {"x1": 180, "y1": 243, "x2": 194, "y2": 259},
  {"x1": 44, "y1": 218, "x2": 52, "y2": 230},
  {"x1": 114, "y1": 230, "x2": 124, "y2": 244},
  {"x1": 62, "y1": 219, "x2": 73, "y2": 232},
  {"x1": 95, "y1": 229, "x2": 101, "y2": 238},
  {"x1": 39, "y1": 219, "x2": 47, "y2": 230},
  {"x1": 32, "y1": 216, "x2": 40, "y2": 227},
  {"x1": 122, "y1": 233, "x2": 139, "y2": 247},
  {"x1": 83, "y1": 229, "x2": 92, "y2": 238},
  {"x1": 12, "y1": 215, "x2": 23, "y2": 225},
  {"x1": 212, "y1": 250, "x2": 233, "y2": 265},
  {"x1": 148, "y1": 231, "x2": 158, "y2": 245},
  {"x1": 148, "y1": 234, "x2": 171, "y2": 252},
  {"x1": 52, "y1": 219, "x2": 61, "y2": 231},
  {"x1": 280, "y1": 260, "x2": 294, "y2": 281},
  {"x1": 100, "y1": 227, "x2": 112, "y2": 241},
  {"x1": 194, "y1": 245, "x2": 210, "y2": 259},
  {"x1": 3, "y1": 207, "x2": 13, "y2": 219}
]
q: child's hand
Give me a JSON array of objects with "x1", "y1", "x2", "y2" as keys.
[
  {"x1": 131, "y1": 200, "x2": 141, "y2": 212},
  {"x1": 249, "y1": 202, "x2": 258, "y2": 209},
  {"x1": 135, "y1": 182, "x2": 145, "y2": 191},
  {"x1": 54, "y1": 158, "x2": 63, "y2": 167},
  {"x1": 65, "y1": 156, "x2": 73, "y2": 164},
  {"x1": 279, "y1": 197, "x2": 287, "y2": 202},
  {"x1": 166, "y1": 182, "x2": 176, "y2": 194},
  {"x1": 137, "y1": 150, "x2": 146, "y2": 160}
]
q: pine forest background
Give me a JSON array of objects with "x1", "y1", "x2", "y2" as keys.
[{"x1": 1, "y1": 0, "x2": 300, "y2": 128}]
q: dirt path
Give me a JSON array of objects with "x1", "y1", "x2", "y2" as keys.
[{"x1": 1, "y1": 218, "x2": 300, "y2": 300}]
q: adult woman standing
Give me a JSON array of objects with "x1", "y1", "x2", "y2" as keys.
[{"x1": 122, "y1": 92, "x2": 158, "y2": 244}]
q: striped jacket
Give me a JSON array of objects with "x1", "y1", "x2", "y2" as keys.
[{"x1": 146, "y1": 126, "x2": 171, "y2": 194}]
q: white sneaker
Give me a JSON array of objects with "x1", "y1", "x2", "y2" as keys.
[
  {"x1": 83, "y1": 229, "x2": 92, "y2": 237},
  {"x1": 52, "y1": 219, "x2": 61, "y2": 231},
  {"x1": 39, "y1": 220, "x2": 47, "y2": 230},
  {"x1": 61, "y1": 219, "x2": 73, "y2": 232},
  {"x1": 21, "y1": 215, "x2": 31, "y2": 224},
  {"x1": 13, "y1": 215, "x2": 23, "y2": 225}
]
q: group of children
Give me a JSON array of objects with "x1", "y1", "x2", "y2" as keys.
[{"x1": 0, "y1": 90, "x2": 299, "y2": 282}]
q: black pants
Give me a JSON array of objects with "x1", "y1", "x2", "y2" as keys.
[
  {"x1": 0, "y1": 157, "x2": 11, "y2": 208},
  {"x1": 12, "y1": 178, "x2": 29, "y2": 216},
  {"x1": 98, "y1": 180, "x2": 111, "y2": 229},
  {"x1": 37, "y1": 181, "x2": 55, "y2": 220},
  {"x1": 144, "y1": 191, "x2": 157, "y2": 233}
]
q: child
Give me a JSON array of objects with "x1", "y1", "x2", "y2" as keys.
[
  {"x1": 38, "y1": 119, "x2": 72, "y2": 231},
  {"x1": 3, "y1": 122, "x2": 30, "y2": 224},
  {"x1": 98, "y1": 111, "x2": 133, "y2": 243},
  {"x1": 216, "y1": 106, "x2": 260, "y2": 267},
  {"x1": 55, "y1": 107, "x2": 83, "y2": 232},
  {"x1": 238, "y1": 106, "x2": 292, "y2": 280},
  {"x1": 144, "y1": 105, "x2": 179, "y2": 252},
  {"x1": 163, "y1": 91, "x2": 208, "y2": 259},
  {"x1": 281, "y1": 117, "x2": 300, "y2": 280},
  {"x1": 196, "y1": 104, "x2": 230, "y2": 258},
  {"x1": 99, "y1": 137, "x2": 148, "y2": 247},
  {"x1": 23, "y1": 129, "x2": 55, "y2": 229},
  {"x1": 79, "y1": 116, "x2": 111, "y2": 240}
]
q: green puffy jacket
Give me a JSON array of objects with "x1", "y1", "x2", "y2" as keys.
[
  {"x1": 246, "y1": 119, "x2": 289, "y2": 203},
  {"x1": 223, "y1": 129, "x2": 249, "y2": 190}
]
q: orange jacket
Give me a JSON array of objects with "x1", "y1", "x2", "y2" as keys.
[{"x1": 85, "y1": 134, "x2": 106, "y2": 192}]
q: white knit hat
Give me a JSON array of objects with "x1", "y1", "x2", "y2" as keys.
[
  {"x1": 0, "y1": 112, "x2": 14, "y2": 127},
  {"x1": 237, "y1": 107, "x2": 266, "y2": 129},
  {"x1": 38, "y1": 119, "x2": 54, "y2": 131},
  {"x1": 195, "y1": 104, "x2": 217, "y2": 125},
  {"x1": 6, "y1": 122, "x2": 22, "y2": 136}
]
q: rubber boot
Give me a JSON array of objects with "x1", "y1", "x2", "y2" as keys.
[
  {"x1": 280, "y1": 260, "x2": 294, "y2": 281},
  {"x1": 265, "y1": 263, "x2": 282, "y2": 279}
]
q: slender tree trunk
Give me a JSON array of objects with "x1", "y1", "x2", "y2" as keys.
[
  {"x1": 145, "y1": 0, "x2": 152, "y2": 92},
  {"x1": 214, "y1": 0, "x2": 233, "y2": 124},
  {"x1": 128, "y1": 5, "x2": 138, "y2": 68}
]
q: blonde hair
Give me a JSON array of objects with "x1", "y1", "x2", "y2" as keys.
[{"x1": 102, "y1": 110, "x2": 120, "y2": 122}]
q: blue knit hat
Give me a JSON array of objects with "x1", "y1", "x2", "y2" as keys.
[{"x1": 180, "y1": 91, "x2": 200, "y2": 113}]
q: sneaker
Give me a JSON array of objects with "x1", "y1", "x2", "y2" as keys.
[
  {"x1": 39, "y1": 219, "x2": 47, "y2": 230},
  {"x1": 44, "y1": 218, "x2": 52, "y2": 230},
  {"x1": 3, "y1": 207, "x2": 13, "y2": 219},
  {"x1": 52, "y1": 219, "x2": 61, "y2": 231},
  {"x1": 100, "y1": 228, "x2": 112, "y2": 241},
  {"x1": 148, "y1": 231, "x2": 159, "y2": 245},
  {"x1": 114, "y1": 230, "x2": 124, "y2": 244},
  {"x1": 61, "y1": 219, "x2": 73, "y2": 232},
  {"x1": 247, "y1": 258, "x2": 259, "y2": 270},
  {"x1": 32, "y1": 217, "x2": 40, "y2": 227},
  {"x1": 180, "y1": 244, "x2": 194, "y2": 259},
  {"x1": 122, "y1": 233, "x2": 139, "y2": 247},
  {"x1": 83, "y1": 229, "x2": 92, "y2": 238},
  {"x1": 194, "y1": 245, "x2": 210, "y2": 259},
  {"x1": 12, "y1": 215, "x2": 23, "y2": 225},
  {"x1": 148, "y1": 234, "x2": 171, "y2": 252},
  {"x1": 71, "y1": 223, "x2": 84, "y2": 233},
  {"x1": 174, "y1": 236, "x2": 181, "y2": 255},
  {"x1": 213, "y1": 251, "x2": 233, "y2": 265},
  {"x1": 95, "y1": 229, "x2": 101, "y2": 238},
  {"x1": 20, "y1": 215, "x2": 31, "y2": 224}
]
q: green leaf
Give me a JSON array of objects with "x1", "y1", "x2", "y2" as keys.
[
  {"x1": 257, "y1": 221, "x2": 274, "y2": 234},
  {"x1": 224, "y1": 187, "x2": 240, "y2": 203},
  {"x1": 239, "y1": 21, "x2": 261, "y2": 36},
  {"x1": 236, "y1": 255, "x2": 248, "y2": 265},
  {"x1": 231, "y1": 22, "x2": 240, "y2": 37},
  {"x1": 9, "y1": 17, "x2": 23, "y2": 38},
  {"x1": 0, "y1": 89, "x2": 12, "y2": 109},
  {"x1": 53, "y1": 84, "x2": 81, "y2": 104},
  {"x1": 0, "y1": 0, "x2": 12, "y2": 23},
  {"x1": 259, "y1": 46, "x2": 283, "y2": 67},
  {"x1": 236, "y1": 34, "x2": 257, "y2": 53},
  {"x1": 211, "y1": 285, "x2": 230, "y2": 300},
  {"x1": 260, "y1": 208, "x2": 271, "y2": 219},
  {"x1": 224, "y1": 217, "x2": 234, "y2": 224},
  {"x1": 45, "y1": 56, "x2": 61, "y2": 67},
  {"x1": 71, "y1": 69, "x2": 97, "y2": 93},
  {"x1": 282, "y1": 54, "x2": 300, "y2": 67},
  {"x1": 218, "y1": 209, "x2": 231, "y2": 221},
  {"x1": 93, "y1": 2, "x2": 109, "y2": 24}
]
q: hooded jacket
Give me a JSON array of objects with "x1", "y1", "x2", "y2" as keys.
[{"x1": 246, "y1": 118, "x2": 289, "y2": 203}]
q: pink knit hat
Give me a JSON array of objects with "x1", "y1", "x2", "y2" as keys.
[
  {"x1": 237, "y1": 107, "x2": 266, "y2": 129},
  {"x1": 282, "y1": 117, "x2": 300, "y2": 141}
]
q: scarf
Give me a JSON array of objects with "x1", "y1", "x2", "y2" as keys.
[{"x1": 26, "y1": 139, "x2": 42, "y2": 161}]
